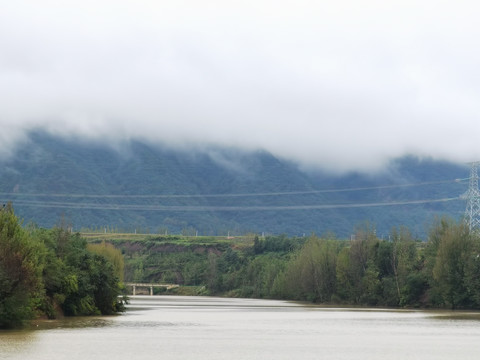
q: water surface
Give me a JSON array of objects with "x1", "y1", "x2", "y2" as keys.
[{"x1": 1, "y1": 296, "x2": 480, "y2": 360}]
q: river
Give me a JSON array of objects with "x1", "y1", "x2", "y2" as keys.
[{"x1": 1, "y1": 296, "x2": 480, "y2": 360}]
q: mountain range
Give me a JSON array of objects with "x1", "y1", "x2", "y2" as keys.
[{"x1": 0, "y1": 132, "x2": 469, "y2": 239}]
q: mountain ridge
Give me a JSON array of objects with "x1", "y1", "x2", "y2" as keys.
[{"x1": 0, "y1": 132, "x2": 469, "y2": 238}]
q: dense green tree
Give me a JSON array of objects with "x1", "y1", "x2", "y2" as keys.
[
  {"x1": 335, "y1": 224, "x2": 379, "y2": 304},
  {"x1": 239, "y1": 254, "x2": 285, "y2": 298},
  {"x1": 59, "y1": 232, "x2": 125, "y2": 315},
  {"x1": 87, "y1": 241, "x2": 125, "y2": 282},
  {"x1": 432, "y1": 221, "x2": 475, "y2": 309},
  {"x1": 206, "y1": 252, "x2": 219, "y2": 293},
  {"x1": 0, "y1": 205, "x2": 44, "y2": 328},
  {"x1": 335, "y1": 247, "x2": 354, "y2": 302},
  {"x1": 253, "y1": 235, "x2": 264, "y2": 254},
  {"x1": 360, "y1": 260, "x2": 381, "y2": 305},
  {"x1": 388, "y1": 227, "x2": 419, "y2": 306},
  {"x1": 89, "y1": 253, "x2": 125, "y2": 315},
  {"x1": 283, "y1": 236, "x2": 338, "y2": 302},
  {"x1": 0, "y1": 209, "x2": 125, "y2": 328},
  {"x1": 183, "y1": 260, "x2": 208, "y2": 286},
  {"x1": 464, "y1": 237, "x2": 480, "y2": 307},
  {"x1": 32, "y1": 228, "x2": 69, "y2": 318}
]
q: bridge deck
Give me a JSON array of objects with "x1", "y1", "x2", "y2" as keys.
[{"x1": 125, "y1": 282, "x2": 179, "y2": 295}]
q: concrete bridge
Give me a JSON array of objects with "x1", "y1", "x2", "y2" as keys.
[{"x1": 125, "y1": 282, "x2": 180, "y2": 296}]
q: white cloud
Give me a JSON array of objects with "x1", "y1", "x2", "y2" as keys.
[{"x1": 2, "y1": 0, "x2": 480, "y2": 172}]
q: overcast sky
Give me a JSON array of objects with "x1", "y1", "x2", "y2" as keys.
[{"x1": 1, "y1": 0, "x2": 480, "y2": 172}]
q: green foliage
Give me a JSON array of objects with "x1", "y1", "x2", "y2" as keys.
[
  {"x1": 87, "y1": 241, "x2": 125, "y2": 282},
  {"x1": 238, "y1": 254, "x2": 286, "y2": 298},
  {"x1": 49, "y1": 230, "x2": 125, "y2": 316},
  {"x1": 431, "y1": 221, "x2": 477, "y2": 309},
  {"x1": 283, "y1": 236, "x2": 338, "y2": 302},
  {"x1": 0, "y1": 208, "x2": 126, "y2": 328},
  {"x1": 253, "y1": 235, "x2": 305, "y2": 254},
  {"x1": 334, "y1": 224, "x2": 380, "y2": 304},
  {"x1": 112, "y1": 217, "x2": 480, "y2": 310},
  {"x1": 0, "y1": 205, "x2": 44, "y2": 328}
]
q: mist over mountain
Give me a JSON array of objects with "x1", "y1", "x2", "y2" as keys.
[
  {"x1": 0, "y1": 132, "x2": 469, "y2": 238},
  {"x1": 3, "y1": 2, "x2": 480, "y2": 173}
]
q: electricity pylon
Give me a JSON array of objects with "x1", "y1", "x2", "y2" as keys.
[{"x1": 462, "y1": 162, "x2": 480, "y2": 232}]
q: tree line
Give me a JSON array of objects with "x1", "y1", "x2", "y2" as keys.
[
  {"x1": 224, "y1": 220, "x2": 480, "y2": 308},
  {"x1": 0, "y1": 204, "x2": 126, "y2": 329},
  {"x1": 4, "y1": 204, "x2": 480, "y2": 328},
  {"x1": 123, "y1": 219, "x2": 480, "y2": 309}
]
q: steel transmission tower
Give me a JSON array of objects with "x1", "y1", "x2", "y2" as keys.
[{"x1": 462, "y1": 162, "x2": 480, "y2": 232}]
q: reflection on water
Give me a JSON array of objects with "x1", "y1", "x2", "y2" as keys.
[
  {"x1": 0, "y1": 331, "x2": 37, "y2": 357},
  {"x1": 430, "y1": 312, "x2": 480, "y2": 321},
  {"x1": 1, "y1": 296, "x2": 480, "y2": 360},
  {"x1": 34, "y1": 317, "x2": 112, "y2": 330}
]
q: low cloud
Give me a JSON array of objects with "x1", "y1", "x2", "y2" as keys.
[{"x1": 2, "y1": 1, "x2": 480, "y2": 172}]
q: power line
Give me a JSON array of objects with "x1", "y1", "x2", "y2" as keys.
[
  {"x1": 0, "y1": 178, "x2": 467, "y2": 200},
  {"x1": 10, "y1": 196, "x2": 460, "y2": 212}
]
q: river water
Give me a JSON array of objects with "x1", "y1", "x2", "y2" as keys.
[{"x1": 1, "y1": 296, "x2": 480, "y2": 360}]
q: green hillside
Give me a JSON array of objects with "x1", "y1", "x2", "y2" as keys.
[{"x1": 0, "y1": 132, "x2": 469, "y2": 238}]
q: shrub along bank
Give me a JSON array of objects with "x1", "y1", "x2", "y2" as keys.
[{"x1": 0, "y1": 205, "x2": 125, "y2": 329}]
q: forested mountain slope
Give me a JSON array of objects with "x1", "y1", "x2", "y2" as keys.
[{"x1": 0, "y1": 132, "x2": 468, "y2": 238}]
